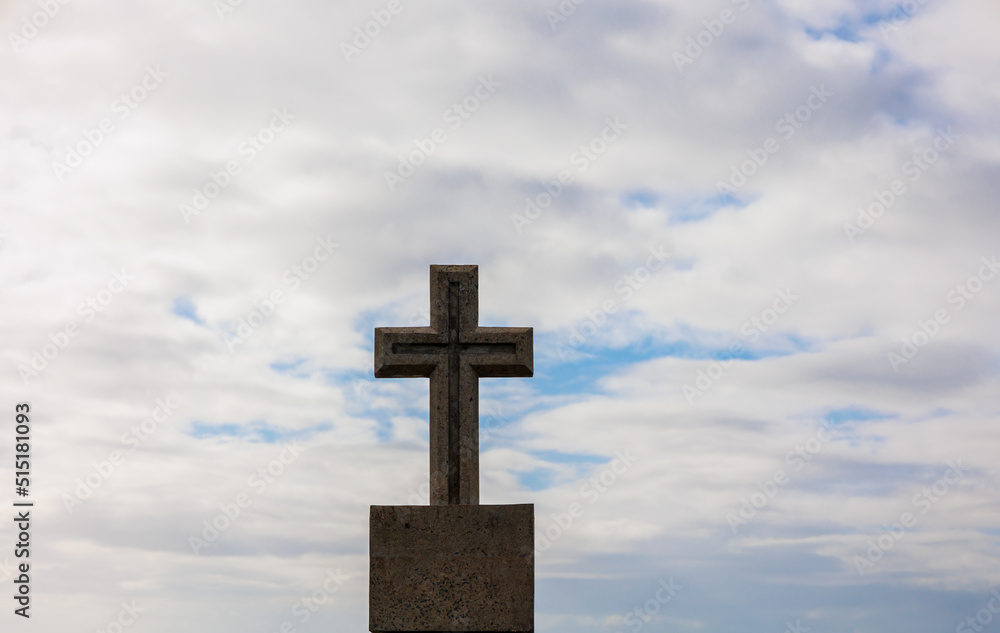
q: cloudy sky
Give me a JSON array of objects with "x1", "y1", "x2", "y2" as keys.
[{"x1": 2, "y1": 0, "x2": 999, "y2": 631}]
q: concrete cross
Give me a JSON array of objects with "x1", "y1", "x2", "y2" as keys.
[{"x1": 374, "y1": 265, "x2": 532, "y2": 505}]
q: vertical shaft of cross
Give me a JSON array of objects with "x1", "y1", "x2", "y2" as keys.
[
  {"x1": 446, "y1": 280, "x2": 463, "y2": 504},
  {"x1": 429, "y1": 275, "x2": 480, "y2": 505},
  {"x1": 374, "y1": 265, "x2": 533, "y2": 506}
]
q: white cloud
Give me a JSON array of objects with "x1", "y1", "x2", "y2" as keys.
[{"x1": 1, "y1": 0, "x2": 998, "y2": 630}]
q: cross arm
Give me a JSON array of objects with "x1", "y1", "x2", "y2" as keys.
[
  {"x1": 373, "y1": 327, "x2": 443, "y2": 378},
  {"x1": 465, "y1": 327, "x2": 533, "y2": 377}
]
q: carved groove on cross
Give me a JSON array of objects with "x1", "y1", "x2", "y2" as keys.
[{"x1": 374, "y1": 265, "x2": 533, "y2": 505}]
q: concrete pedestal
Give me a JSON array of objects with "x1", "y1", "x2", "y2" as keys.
[{"x1": 369, "y1": 504, "x2": 534, "y2": 632}]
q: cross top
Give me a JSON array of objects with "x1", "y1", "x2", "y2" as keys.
[{"x1": 374, "y1": 265, "x2": 533, "y2": 505}]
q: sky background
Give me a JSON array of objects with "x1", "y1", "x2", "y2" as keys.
[{"x1": 2, "y1": 0, "x2": 999, "y2": 631}]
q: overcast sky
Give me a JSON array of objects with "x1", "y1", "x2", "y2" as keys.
[{"x1": 2, "y1": 0, "x2": 999, "y2": 631}]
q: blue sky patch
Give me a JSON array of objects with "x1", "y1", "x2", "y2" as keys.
[
  {"x1": 530, "y1": 449, "x2": 609, "y2": 465},
  {"x1": 619, "y1": 189, "x2": 752, "y2": 223},
  {"x1": 824, "y1": 406, "x2": 897, "y2": 425},
  {"x1": 187, "y1": 419, "x2": 331, "y2": 443},
  {"x1": 535, "y1": 330, "x2": 812, "y2": 399},
  {"x1": 804, "y1": 24, "x2": 860, "y2": 43},
  {"x1": 680, "y1": 193, "x2": 748, "y2": 223},
  {"x1": 270, "y1": 357, "x2": 307, "y2": 375},
  {"x1": 622, "y1": 190, "x2": 658, "y2": 207},
  {"x1": 517, "y1": 468, "x2": 554, "y2": 492},
  {"x1": 803, "y1": 9, "x2": 908, "y2": 43},
  {"x1": 535, "y1": 339, "x2": 673, "y2": 396},
  {"x1": 172, "y1": 295, "x2": 205, "y2": 325},
  {"x1": 669, "y1": 193, "x2": 745, "y2": 223},
  {"x1": 331, "y1": 368, "x2": 424, "y2": 443}
]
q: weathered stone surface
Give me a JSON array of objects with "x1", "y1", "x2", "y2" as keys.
[
  {"x1": 370, "y1": 266, "x2": 535, "y2": 631},
  {"x1": 374, "y1": 265, "x2": 533, "y2": 505},
  {"x1": 370, "y1": 504, "x2": 534, "y2": 632}
]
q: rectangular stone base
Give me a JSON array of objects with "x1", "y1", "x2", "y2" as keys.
[{"x1": 369, "y1": 504, "x2": 534, "y2": 632}]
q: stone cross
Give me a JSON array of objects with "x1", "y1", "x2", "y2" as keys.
[
  {"x1": 370, "y1": 265, "x2": 535, "y2": 632},
  {"x1": 374, "y1": 265, "x2": 532, "y2": 505}
]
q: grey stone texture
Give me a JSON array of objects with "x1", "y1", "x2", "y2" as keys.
[
  {"x1": 371, "y1": 266, "x2": 535, "y2": 631},
  {"x1": 374, "y1": 265, "x2": 533, "y2": 505},
  {"x1": 369, "y1": 504, "x2": 534, "y2": 632}
]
